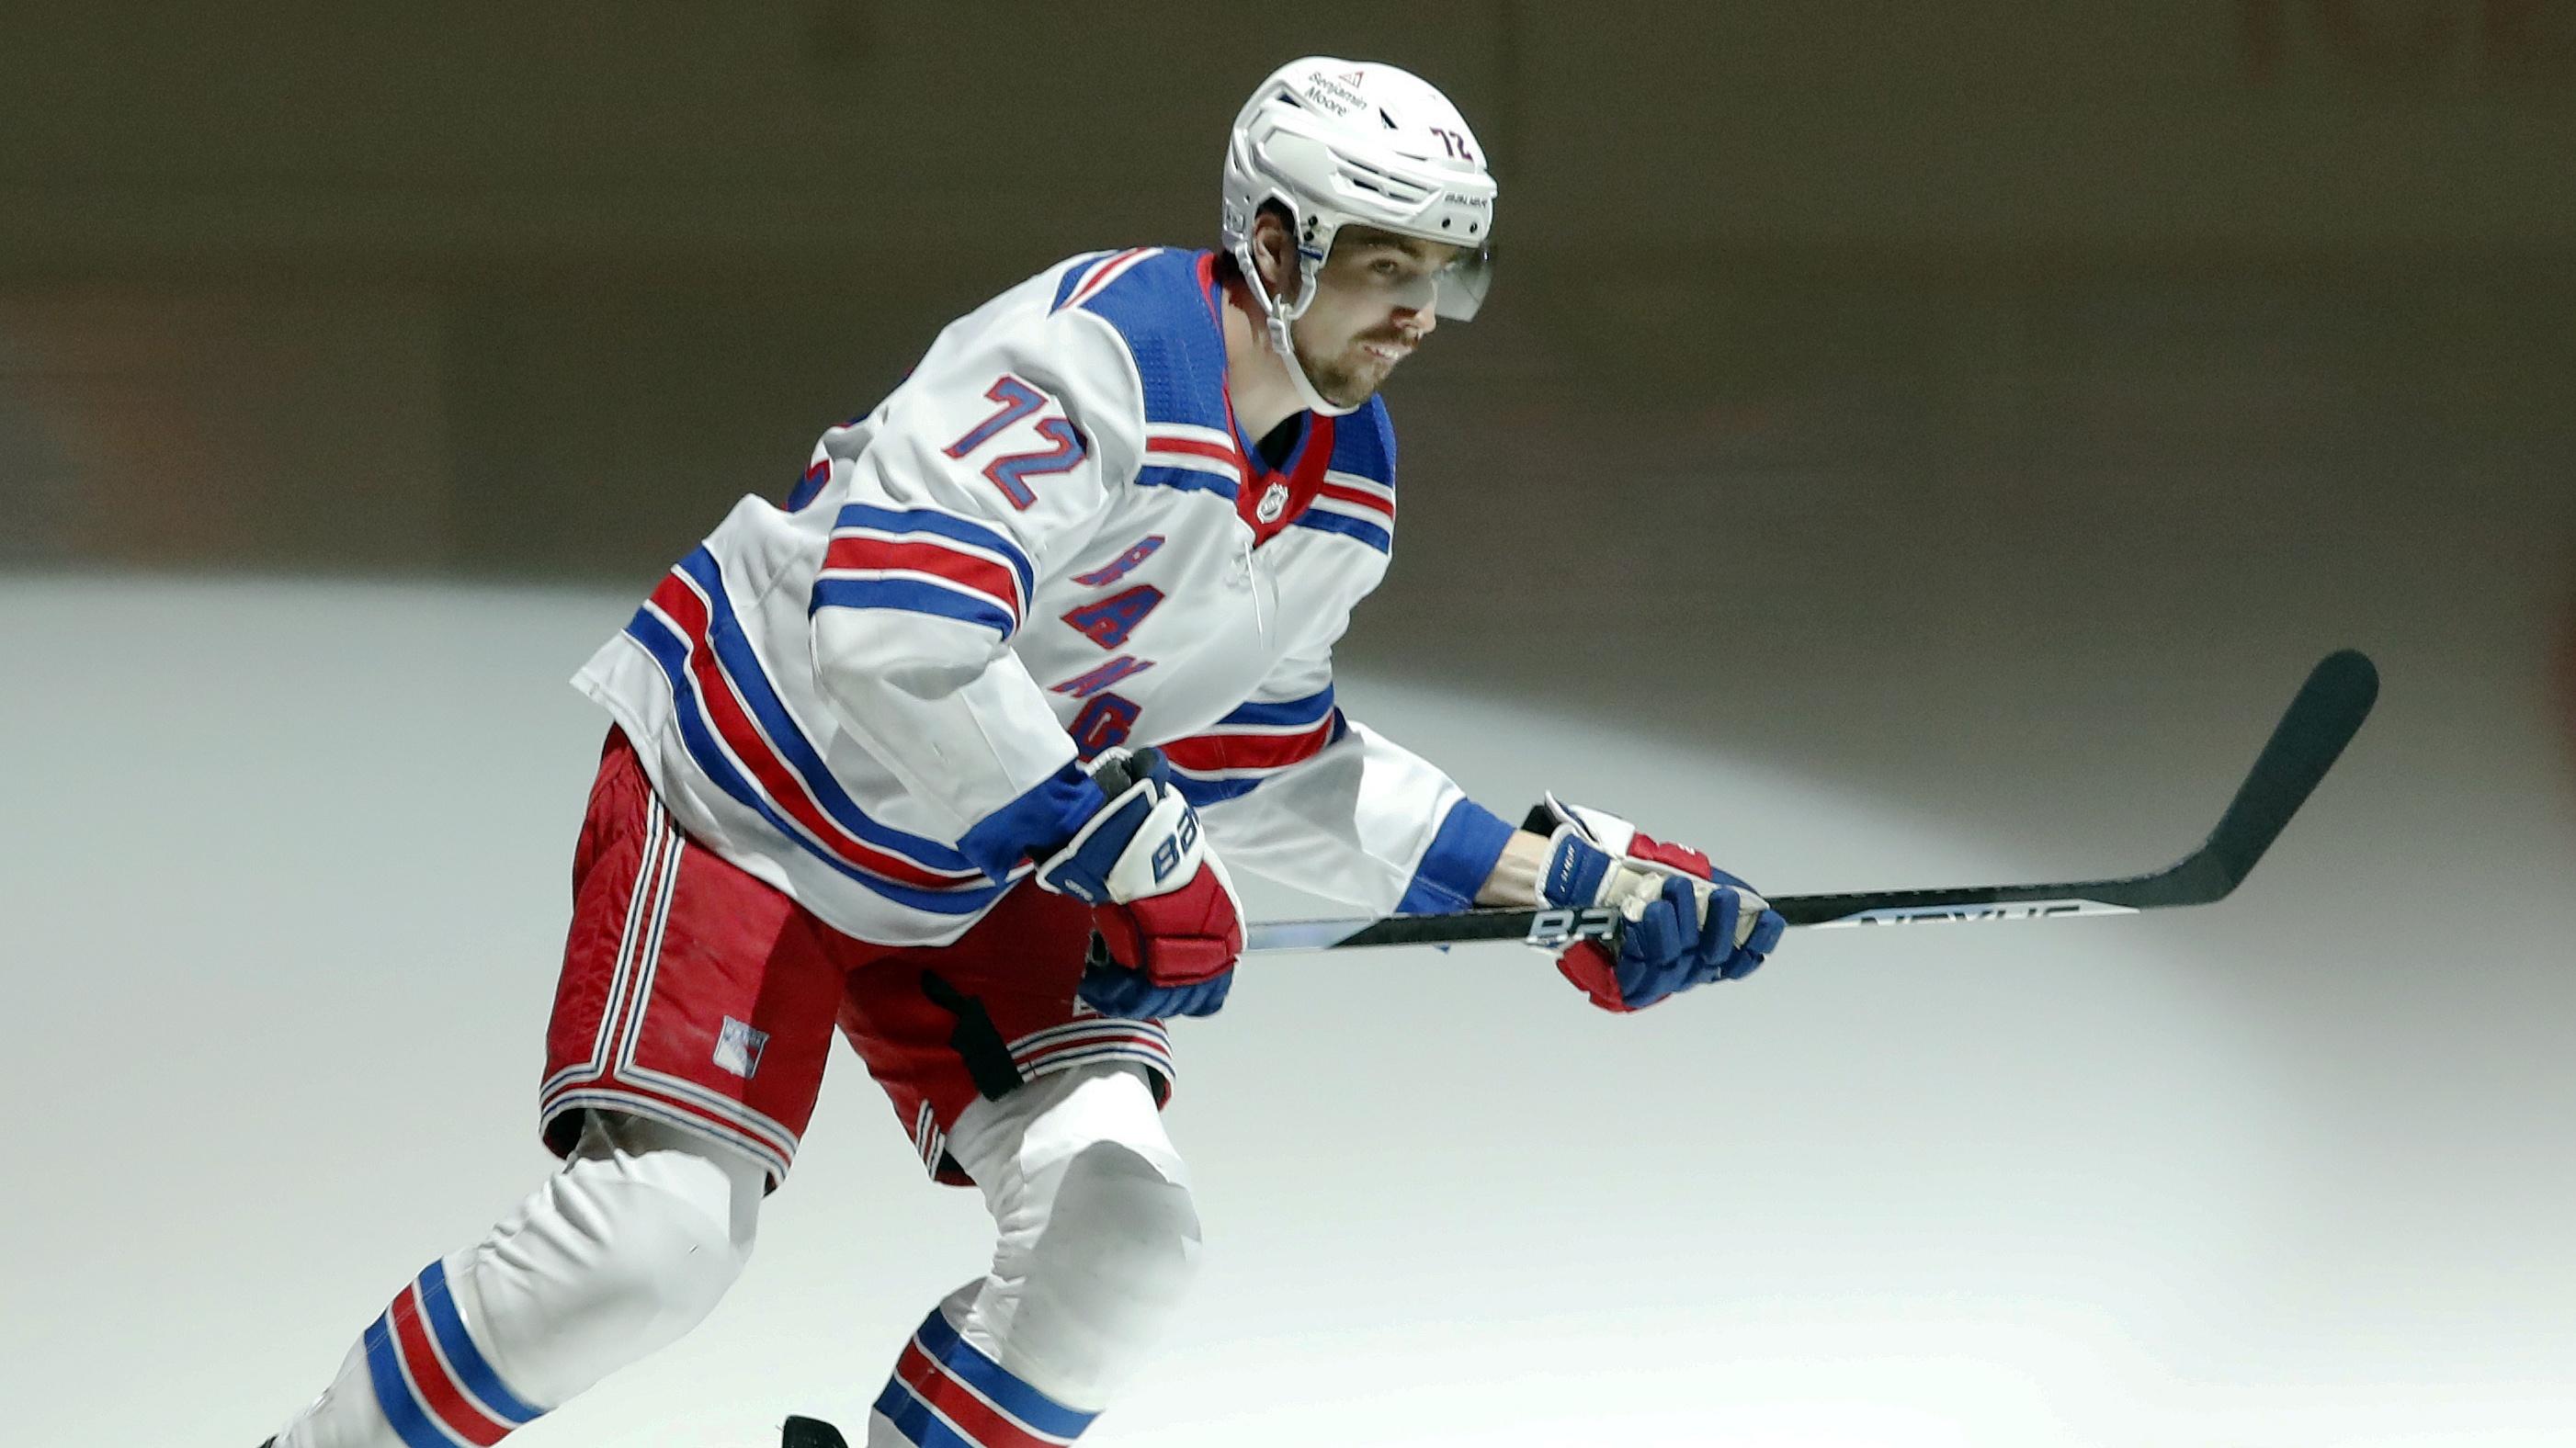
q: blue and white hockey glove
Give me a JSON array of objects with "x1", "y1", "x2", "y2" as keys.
[
  {"x1": 1528, "y1": 796, "x2": 1786, "y2": 1012},
  {"x1": 1037, "y1": 748, "x2": 1243, "y2": 1019}
]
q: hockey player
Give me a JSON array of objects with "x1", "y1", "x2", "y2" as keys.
[{"x1": 262, "y1": 57, "x2": 1786, "y2": 1448}]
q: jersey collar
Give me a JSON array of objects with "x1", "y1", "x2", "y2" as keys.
[{"x1": 1197, "y1": 251, "x2": 1340, "y2": 548}]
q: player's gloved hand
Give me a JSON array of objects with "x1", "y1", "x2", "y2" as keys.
[
  {"x1": 1037, "y1": 748, "x2": 1244, "y2": 1019},
  {"x1": 1527, "y1": 795, "x2": 1786, "y2": 1012}
]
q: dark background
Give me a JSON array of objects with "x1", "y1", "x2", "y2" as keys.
[
  {"x1": 7, "y1": 2, "x2": 2571, "y2": 795},
  {"x1": 7, "y1": 1, "x2": 2569, "y2": 900}
]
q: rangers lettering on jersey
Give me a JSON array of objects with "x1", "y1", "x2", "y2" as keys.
[{"x1": 574, "y1": 247, "x2": 1515, "y2": 946}]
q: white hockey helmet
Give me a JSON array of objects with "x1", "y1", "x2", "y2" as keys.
[{"x1": 1220, "y1": 58, "x2": 1497, "y2": 415}]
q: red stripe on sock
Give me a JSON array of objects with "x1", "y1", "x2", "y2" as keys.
[
  {"x1": 894, "y1": 1338, "x2": 1061, "y2": 1448},
  {"x1": 389, "y1": 1285, "x2": 513, "y2": 1446}
]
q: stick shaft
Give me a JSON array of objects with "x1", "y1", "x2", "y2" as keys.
[{"x1": 1244, "y1": 650, "x2": 2377, "y2": 956}]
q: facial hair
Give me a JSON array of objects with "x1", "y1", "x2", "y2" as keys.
[{"x1": 1292, "y1": 328, "x2": 1405, "y2": 411}]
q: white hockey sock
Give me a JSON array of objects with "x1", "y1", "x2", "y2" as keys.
[
  {"x1": 273, "y1": 1111, "x2": 764, "y2": 1448},
  {"x1": 867, "y1": 1064, "x2": 1201, "y2": 1447}
]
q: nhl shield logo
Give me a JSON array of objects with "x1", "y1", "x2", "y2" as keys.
[
  {"x1": 713, "y1": 1015, "x2": 769, "y2": 1079},
  {"x1": 1255, "y1": 480, "x2": 1290, "y2": 524}
]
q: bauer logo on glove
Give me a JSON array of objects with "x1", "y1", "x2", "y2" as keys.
[
  {"x1": 1037, "y1": 748, "x2": 1245, "y2": 1018},
  {"x1": 1525, "y1": 795, "x2": 1787, "y2": 1013}
]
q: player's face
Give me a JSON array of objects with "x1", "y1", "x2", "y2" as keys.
[{"x1": 1289, "y1": 226, "x2": 1460, "y2": 409}]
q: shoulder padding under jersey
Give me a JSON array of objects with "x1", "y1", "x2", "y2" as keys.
[
  {"x1": 1324, "y1": 395, "x2": 1395, "y2": 488},
  {"x1": 1286, "y1": 395, "x2": 1398, "y2": 554},
  {"x1": 1051, "y1": 248, "x2": 1231, "y2": 436}
]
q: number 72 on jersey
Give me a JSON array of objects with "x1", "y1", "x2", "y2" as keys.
[{"x1": 943, "y1": 376, "x2": 1088, "y2": 511}]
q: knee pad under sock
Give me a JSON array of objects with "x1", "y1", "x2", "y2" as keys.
[{"x1": 277, "y1": 1113, "x2": 764, "y2": 1448}]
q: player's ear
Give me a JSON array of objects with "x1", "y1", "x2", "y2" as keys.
[{"x1": 1252, "y1": 210, "x2": 1298, "y2": 301}]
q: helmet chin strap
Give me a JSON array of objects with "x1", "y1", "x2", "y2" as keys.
[{"x1": 1233, "y1": 237, "x2": 1365, "y2": 420}]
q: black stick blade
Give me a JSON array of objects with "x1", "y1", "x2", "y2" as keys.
[
  {"x1": 1776, "y1": 648, "x2": 2379, "y2": 925},
  {"x1": 2149, "y1": 647, "x2": 2378, "y2": 906},
  {"x1": 782, "y1": 1417, "x2": 851, "y2": 1448}
]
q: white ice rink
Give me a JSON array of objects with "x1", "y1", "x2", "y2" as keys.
[{"x1": 5, "y1": 575, "x2": 2572, "y2": 1446}]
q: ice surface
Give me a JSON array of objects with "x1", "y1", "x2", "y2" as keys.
[{"x1": 3, "y1": 574, "x2": 2570, "y2": 1447}]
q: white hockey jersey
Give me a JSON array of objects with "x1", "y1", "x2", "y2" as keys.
[{"x1": 573, "y1": 246, "x2": 1515, "y2": 947}]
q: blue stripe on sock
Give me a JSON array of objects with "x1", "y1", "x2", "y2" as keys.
[
  {"x1": 417, "y1": 1260, "x2": 545, "y2": 1425},
  {"x1": 360, "y1": 1310, "x2": 463, "y2": 1448},
  {"x1": 873, "y1": 1374, "x2": 978, "y2": 1448},
  {"x1": 912, "y1": 1308, "x2": 1098, "y2": 1439}
]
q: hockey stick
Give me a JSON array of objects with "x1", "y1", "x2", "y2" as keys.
[
  {"x1": 1241, "y1": 649, "x2": 2379, "y2": 955},
  {"x1": 765, "y1": 656, "x2": 2373, "y2": 1444}
]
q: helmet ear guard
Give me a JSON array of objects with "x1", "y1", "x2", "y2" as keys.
[
  {"x1": 1236, "y1": 227, "x2": 1347, "y2": 416},
  {"x1": 1237, "y1": 200, "x2": 1314, "y2": 317}
]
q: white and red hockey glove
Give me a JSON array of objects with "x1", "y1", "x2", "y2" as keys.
[
  {"x1": 1037, "y1": 748, "x2": 1244, "y2": 1018},
  {"x1": 1528, "y1": 795, "x2": 1786, "y2": 1012}
]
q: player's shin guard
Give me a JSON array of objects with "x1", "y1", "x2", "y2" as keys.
[
  {"x1": 868, "y1": 1069, "x2": 1201, "y2": 1446},
  {"x1": 272, "y1": 1112, "x2": 762, "y2": 1447},
  {"x1": 991, "y1": 1139, "x2": 1202, "y2": 1403}
]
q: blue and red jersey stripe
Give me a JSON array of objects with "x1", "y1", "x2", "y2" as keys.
[
  {"x1": 815, "y1": 503, "x2": 1038, "y2": 638},
  {"x1": 1158, "y1": 686, "x2": 1344, "y2": 805},
  {"x1": 626, "y1": 549, "x2": 1009, "y2": 913}
]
